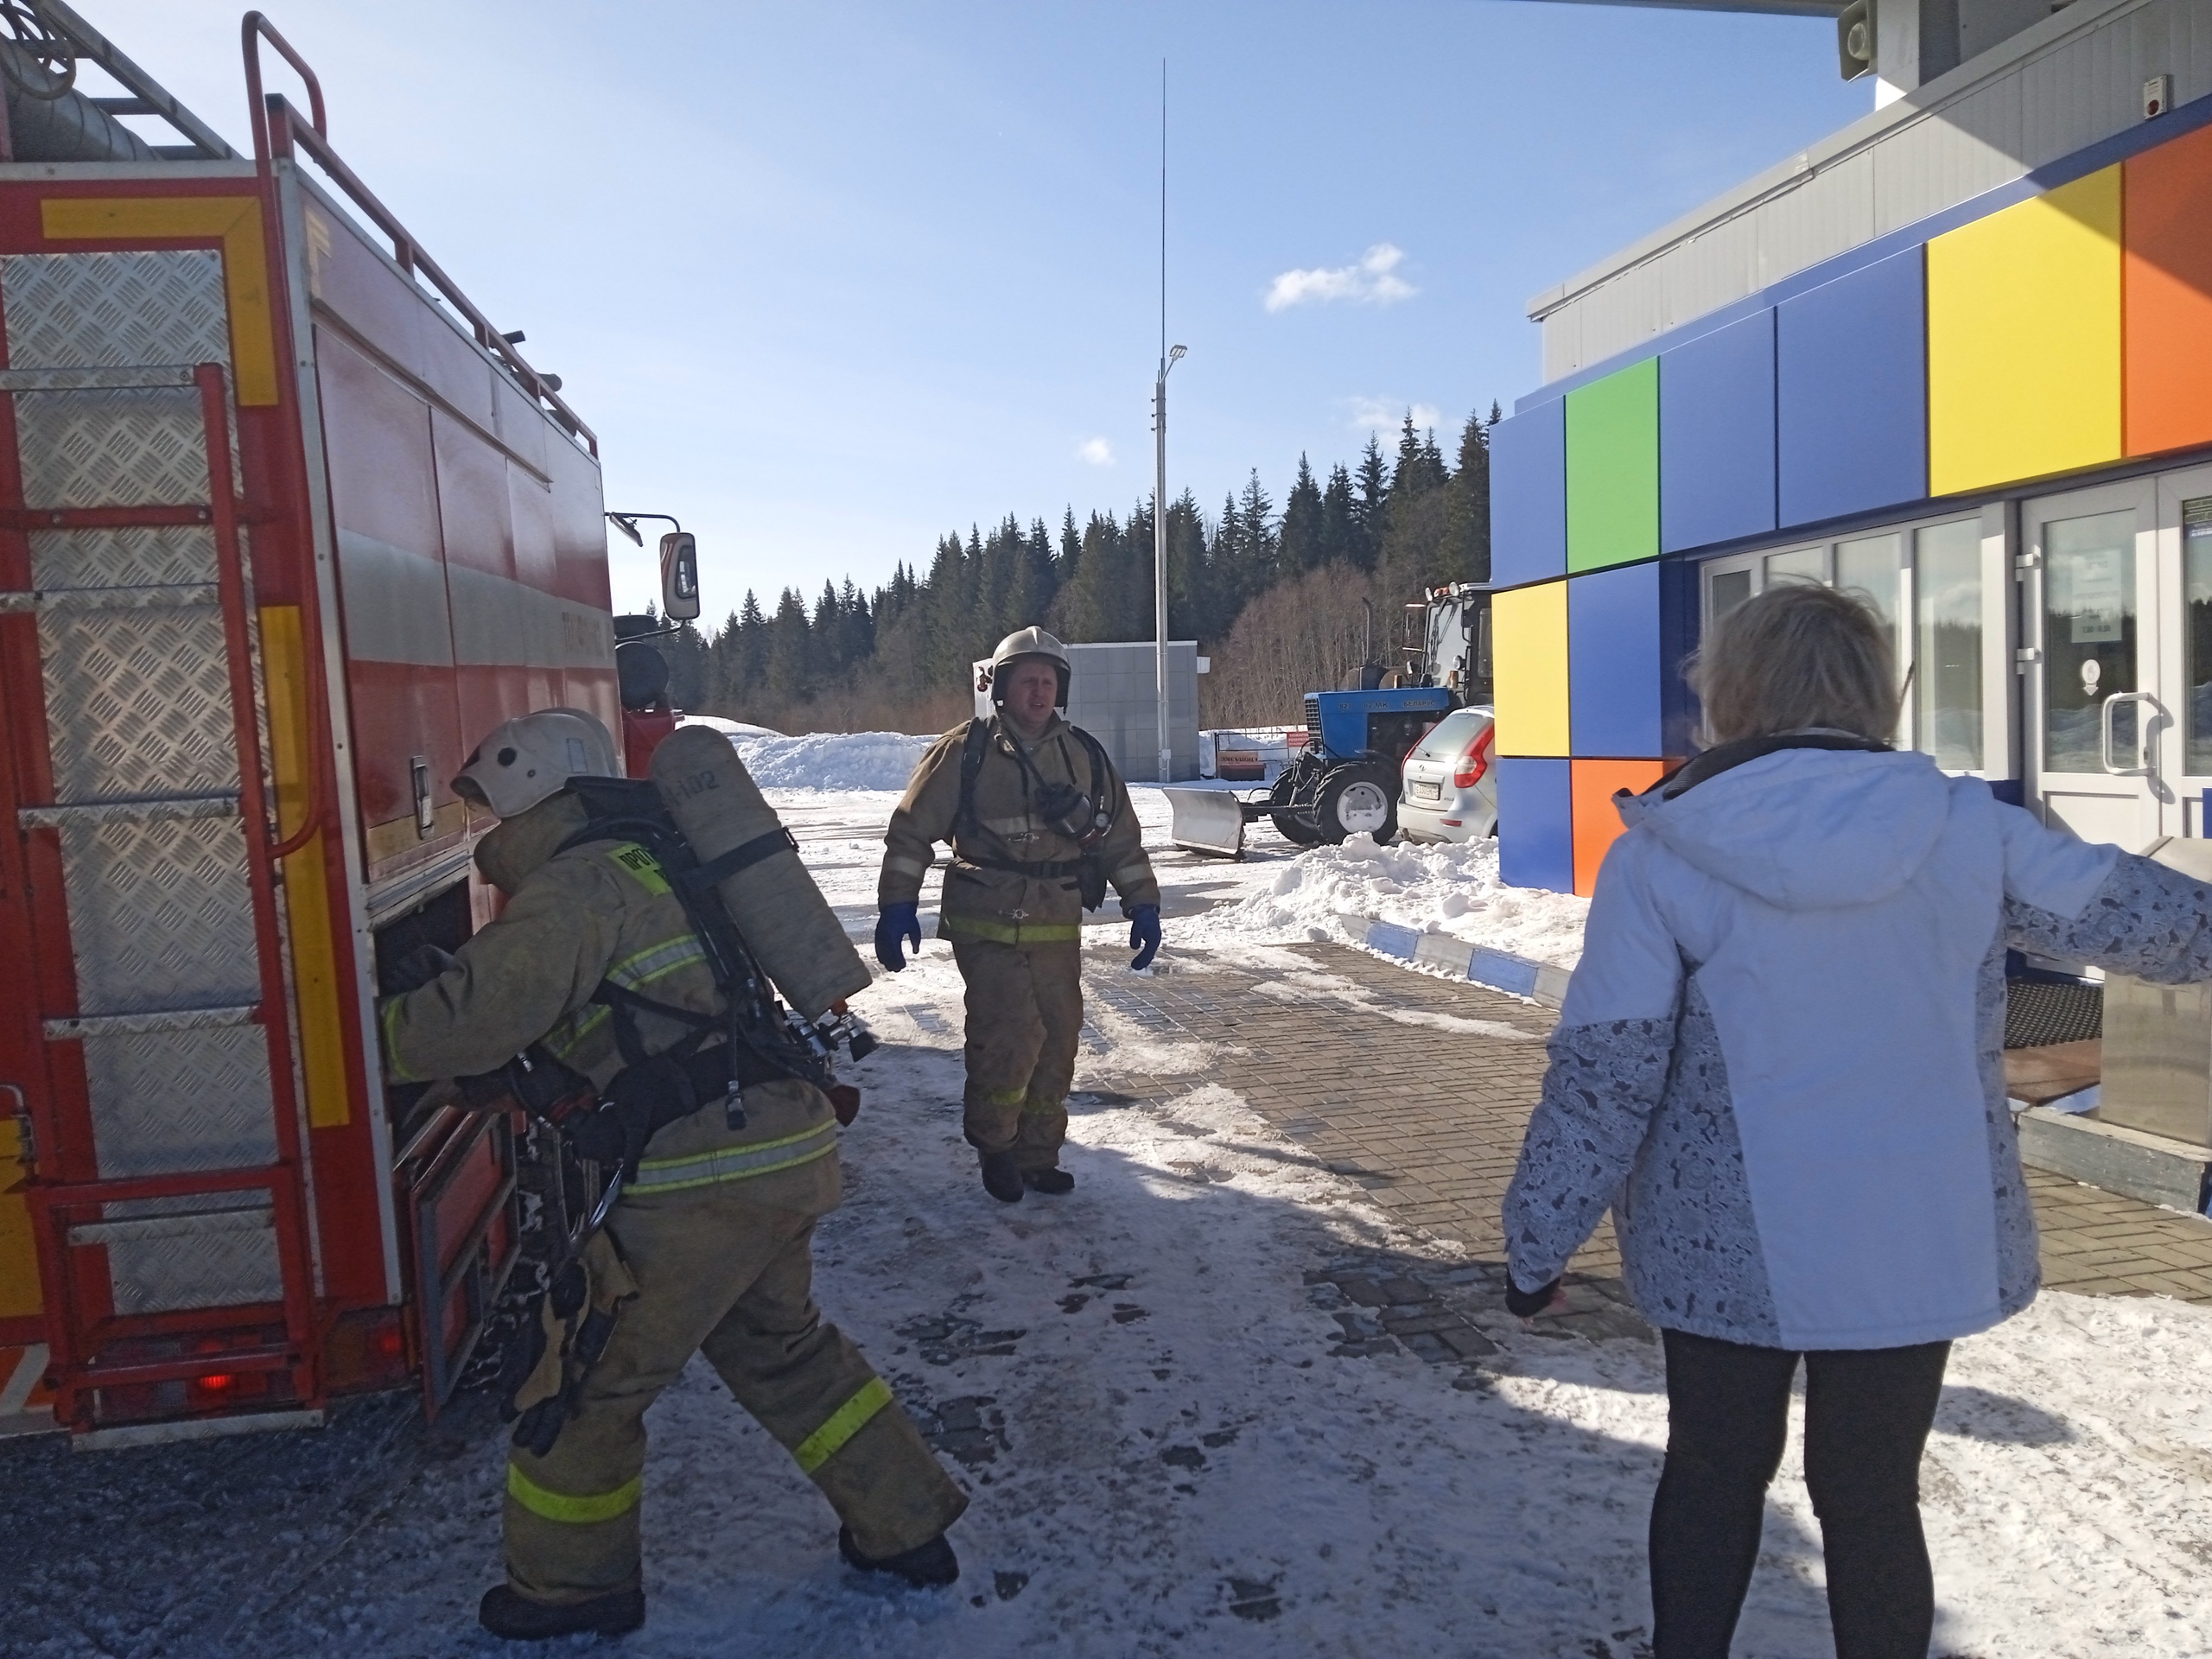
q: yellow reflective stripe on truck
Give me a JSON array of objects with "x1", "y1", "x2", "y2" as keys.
[
  {"x1": 791, "y1": 1376, "x2": 893, "y2": 1474},
  {"x1": 627, "y1": 1122, "x2": 839, "y2": 1194},
  {"x1": 506, "y1": 1463, "x2": 643, "y2": 1524}
]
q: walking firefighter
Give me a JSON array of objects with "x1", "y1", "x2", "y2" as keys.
[
  {"x1": 874, "y1": 627, "x2": 1163, "y2": 1202},
  {"x1": 378, "y1": 709, "x2": 966, "y2": 1642}
]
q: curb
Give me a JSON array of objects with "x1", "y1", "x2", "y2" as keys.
[{"x1": 1339, "y1": 915, "x2": 1572, "y2": 1008}]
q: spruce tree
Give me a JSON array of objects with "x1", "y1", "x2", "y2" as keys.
[
  {"x1": 1319, "y1": 462, "x2": 1356, "y2": 569},
  {"x1": 1351, "y1": 435, "x2": 1388, "y2": 571},
  {"x1": 1440, "y1": 408, "x2": 1492, "y2": 583},
  {"x1": 1280, "y1": 454, "x2": 1324, "y2": 575},
  {"x1": 1237, "y1": 470, "x2": 1279, "y2": 597}
]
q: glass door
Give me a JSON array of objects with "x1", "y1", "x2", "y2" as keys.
[
  {"x1": 2153, "y1": 463, "x2": 2212, "y2": 837},
  {"x1": 2024, "y1": 482, "x2": 2161, "y2": 851}
]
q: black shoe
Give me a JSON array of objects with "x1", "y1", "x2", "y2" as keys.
[
  {"x1": 838, "y1": 1523, "x2": 960, "y2": 1587},
  {"x1": 1020, "y1": 1166, "x2": 1075, "y2": 1194},
  {"x1": 979, "y1": 1149, "x2": 1024, "y2": 1203},
  {"x1": 478, "y1": 1584, "x2": 645, "y2": 1640}
]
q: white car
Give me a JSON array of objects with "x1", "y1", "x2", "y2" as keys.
[{"x1": 1395, "y1": 705, "x2": 1498, "y2": 842}]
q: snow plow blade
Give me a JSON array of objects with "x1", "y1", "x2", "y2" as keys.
[{"x1": 1164, "y1": 786, "x2": 1258, "y2": 860}]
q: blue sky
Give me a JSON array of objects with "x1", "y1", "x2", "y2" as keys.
[{"x1": 115, "y1": 2, "x2": 1866, "y2": 617}]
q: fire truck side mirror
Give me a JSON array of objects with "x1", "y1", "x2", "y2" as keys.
[{"x1": 659, "y1": 532, "x2": 701, "y2": 622}]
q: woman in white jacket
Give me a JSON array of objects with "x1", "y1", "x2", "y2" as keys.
[{"x1": 1503, "y1": 582, "x2": 2212, "y2": 1659}]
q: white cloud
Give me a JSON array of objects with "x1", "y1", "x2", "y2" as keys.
[
  {"x1": 1263, "y1": 244, "x2": 1416, "y2": 313},
  {"x1": 1077, "y1": 436, "x2": 1114, "y2": 466},
  {"x1": 1349, "y1": 396, "x2": 1442, "y2": 433}
]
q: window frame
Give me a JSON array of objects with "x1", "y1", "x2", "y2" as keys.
[{"x1": 1695, "y1": 505, "x2": 2012, "y2": 779}]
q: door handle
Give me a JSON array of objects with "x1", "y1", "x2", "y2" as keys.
[{"x1": 2099, "y1": 691, "x2": 2156, "y2": 777}]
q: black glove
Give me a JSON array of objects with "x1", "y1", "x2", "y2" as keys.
[
  {"x1": 381, "y1": 942, "x2": 456, "y2": 997},
  {"x1": 1504, "y1": 1275, "x2": 1560, "y2": 1318}
]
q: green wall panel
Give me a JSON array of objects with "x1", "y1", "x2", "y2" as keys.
[{"x1": 1566, "y1": 357, "x2": 1659, "y2": 572}]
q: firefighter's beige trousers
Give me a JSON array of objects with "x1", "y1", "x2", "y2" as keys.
[
  {"x1": 951, "y1": 938, "x2": 1083, "y2": 1169},
  {"x1": 503, "y1": 1189, "x2": 967, "y2": 1604}
]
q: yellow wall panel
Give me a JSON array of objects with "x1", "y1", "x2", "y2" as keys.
[
  {"x1": 1492, "y1": 581, "x2": 1570, "y2": 757},
  {"x1": 1928, "y1": 168, "x2": 2122, "y2": 496}
]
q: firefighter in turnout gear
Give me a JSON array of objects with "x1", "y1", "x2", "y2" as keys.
[
  {"x1": 875, "y1": 628, "x2": 1162, "y2": 1202},
  {"x1": 379, "y1": 709, "x2": 967, "y2": 1643}
]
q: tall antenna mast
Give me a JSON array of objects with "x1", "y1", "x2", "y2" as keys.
[{"x1": 1152, "y1": 59, "x2": 1184, "y2": 786}]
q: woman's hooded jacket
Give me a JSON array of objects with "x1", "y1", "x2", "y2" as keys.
[{"x1": 1503, "y1": 744, "x2": 2212, "y2": 1350}]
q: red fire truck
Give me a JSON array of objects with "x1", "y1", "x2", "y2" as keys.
[{"x1": 0, "y1": 4, "x2": 666, "y2": 1441}]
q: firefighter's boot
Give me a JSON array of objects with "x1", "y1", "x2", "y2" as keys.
[
  {"x1": 479, "y1": 1584, "x2": 645, "y2": 1641},
  {"x1": 1021, "y1": 1166, "x2": 1074, "y2": 1194},
  {"x1": 979, "y1": 1148, "x2": 1024, "y2": 1203},
  {"x1": 838, "y1": 1523, "x2": 961, "y2": 1587}
]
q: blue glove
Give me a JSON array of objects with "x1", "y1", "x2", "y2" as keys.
[
  {"x1": 1127, "y1": 904, "x2": 1161, "y2": 972},
  {"x1": 874, "y1": 901, "x2": 922, "y2": 972}
]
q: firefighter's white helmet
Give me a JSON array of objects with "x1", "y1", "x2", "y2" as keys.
[
  {"x1": 987, "y1": 626, "x2": 1071, "y2": 709},
  {"x1": 453, "y1": 707, "x2": 619, "y2": 818}
]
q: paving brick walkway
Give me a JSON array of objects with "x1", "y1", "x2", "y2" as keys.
[{"x1": 1084, "y1": 939, "x2": 2212, "y2": 1307}]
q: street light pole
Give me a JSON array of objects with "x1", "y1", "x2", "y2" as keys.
[
  {"x1": 1152, "y1": 60, "x2": 1184, "y2": 786},
  {"x1": 1153, "y1": 343, "x2": 1184, "y2": 784}
]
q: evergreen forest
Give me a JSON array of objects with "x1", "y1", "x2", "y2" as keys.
[{"x1": 659, "y1": 405, "x2": 1497, "y2": 735}]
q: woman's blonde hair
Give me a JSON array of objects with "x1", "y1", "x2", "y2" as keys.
[{"x1": 1687, "y1": 581, "x2": 1899, "y2": 747}]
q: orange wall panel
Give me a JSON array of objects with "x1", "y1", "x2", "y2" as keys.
[
  {"x1": 2125, "y1": 122, "x2": 2212, "y2": 458},
  {"x1": 1572, "y1": 759, "x2": 1669, "y2": 898}
]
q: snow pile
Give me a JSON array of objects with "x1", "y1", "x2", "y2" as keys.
[
  {"x1": 1185, "y1": 832, "x2": 1592, "y2": 968},
  {"x1": 677, "y1": 713, "x2": 784, "y2": 740},
  {"x1": 731, "y1": 730, "x2": 935, "y2": 792}
]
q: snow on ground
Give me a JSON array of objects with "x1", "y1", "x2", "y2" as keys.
[
  {"x1": 735, "y1": 731, "x2": 935, "y2": 792},
  {"x1": 741, "y1": 726, "x2": 1591, "y2": 974},
  {"x1": 247, "y1": 940, "x2": 2212, "y2": 1657},
  {"x1": 47, "y1": 728, "x2": 2204, "y2": 1656}
]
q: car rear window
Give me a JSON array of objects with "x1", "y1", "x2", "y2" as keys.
[{"x1": 1409, "y1": 709, "x2": 1484, "y2": 760}]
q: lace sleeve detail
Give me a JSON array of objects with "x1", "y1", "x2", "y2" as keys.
[
  {"x1": 1503, "y1": 1016, "x2": 1675, "y2": 1293},
  {"x1": 2005, "y1": 855, "x2": 2212, "y2": 985}
]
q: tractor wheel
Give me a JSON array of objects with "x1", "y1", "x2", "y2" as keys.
[
  {"x1": 1268, "y1": 766, "x2": 1323, "y2": 846},
  {"x1": 1316, "y1": 765, "x2": 1398, "y2": 845}
]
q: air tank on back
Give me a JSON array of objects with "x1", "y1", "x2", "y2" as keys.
[{"x1": 648, "y1": 724, "x2": 870, "y2": 1020}]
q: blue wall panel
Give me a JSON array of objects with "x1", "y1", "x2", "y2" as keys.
[
  {"x1": 1568, "y1": 563, "x2": 1663, "y2": 757},
  {"x1": 1660, "y1": 309, "x2": 1776, "y2": 552},
  {"x1": 1497, "y1": 757, "x2": 1574, "y2": 893},
  {"x1": 1490, "y1": 399, "x2": 1567, "y2": 588},
  {"x1": 1777, "y1": 246, "x2": 1927, "y2": 528}
]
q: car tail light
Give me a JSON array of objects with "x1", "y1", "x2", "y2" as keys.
[{"x1": 1453, "y1": 725, "x2": 1494, "y2": 790}]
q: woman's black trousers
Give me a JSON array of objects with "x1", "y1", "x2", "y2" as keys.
[{"x1": 1650, "y1": 1327, "x2": 1950, "y2": 1659}]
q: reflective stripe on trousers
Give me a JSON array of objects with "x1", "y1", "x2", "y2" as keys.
[{"x1": 626, "y1": 1122, "x2": 840, "y2": 1195}]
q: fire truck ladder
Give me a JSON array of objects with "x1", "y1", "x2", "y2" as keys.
[{"x1": 7, "y1": 352, "x2": 316, "y2": 1432}]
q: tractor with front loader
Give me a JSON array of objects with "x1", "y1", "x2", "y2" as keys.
[{"x1": 1163, "y1": 582, "x2": 1492, "y2": 859}]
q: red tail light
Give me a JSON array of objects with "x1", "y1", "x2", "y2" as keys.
[{"x1": 1453, "y1": 725, "x2": 1494, "y2": 790}]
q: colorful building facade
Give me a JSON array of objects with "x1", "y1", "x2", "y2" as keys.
[{"x1": 1488, "y1": 0, "x2": 2212, "y2": 895}]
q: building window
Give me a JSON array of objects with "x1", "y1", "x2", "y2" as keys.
[
  {"x1": 1912, "y1": 519, "x2": 1981, "y2": 771},
  {"x1": 1703, "y1": 512, "x2": 1985, "y2": 768}
]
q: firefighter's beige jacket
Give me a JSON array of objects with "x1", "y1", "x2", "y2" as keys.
[
  {"x1": 379, "y1": 790, "x2": 839, "y2": 1211},
  {"x1": 879, "y1": 714, "x2": 1160, "y2": 946}
]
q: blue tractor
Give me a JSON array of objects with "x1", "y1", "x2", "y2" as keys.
[
  {"x1": 1164, "y1": 683, "x2": 1452, "y2": 856},
  {"x1": 1263, "y1": 686, "x2": 1453, "y2": 846}
]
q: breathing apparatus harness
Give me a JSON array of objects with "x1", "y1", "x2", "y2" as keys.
[
  {"x1": 954, "y1": 715, "x2": 1118, "y2": 910},
  {"x1": 433, "y1": 779, "x2": 874, "y2": 1458}
]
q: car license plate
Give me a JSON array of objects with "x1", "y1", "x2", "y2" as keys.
[{"x1": 1409, "y1": 780, "x2": 1441, "y2": 801}]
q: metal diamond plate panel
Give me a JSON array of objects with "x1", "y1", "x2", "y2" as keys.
[
  {"x1": 105, "y1": 1221, "x2": 283, "y2": 1315},
  {"x1": 29, "y1": 524, "x2": 216, "y2": 591},
  {"x1": 14, "y1": 386, "x2": 210, "y2": 510},
  {"x1": 56, "y1": 815, "x2": 257, "y2": 1013},
  {"x1": 38, "y1": 602, "x2": 238, "y2": 802},
  {"x1": 82, "y1": 1025, "x2": 275, "y2": 1179},
  {"x1": 0, "y1": 251, "x2": 229, "y2": 372}
]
